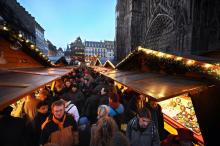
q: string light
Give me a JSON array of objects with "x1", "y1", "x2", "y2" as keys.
[
  {"x1": 175, "y1": 57, "x2": 183, "y2": 61},
  {"x1": 116, "y1": 47, "x2": 220, "y2": 80},
  {"x1": 157, "y1": 52, "x2": 164, "y2": 57},
  {"x1": 3, "y1": 26, "x2": 8, "y2": 31},
  {"x1": 1, "y1": 21, "x2": 53, "y2": 66},
  {"x1": 18, "y1": 33, "x2": 22, "y2": 38},
  {"x1": 30, "y1": 44, "x2": 35, "y2": 49},
  {"x1": 203, "y1": 63, "x2": 213, "y2": 69},
  {"x1": 166, "y1": 54, "x2": 172, "y2": 58}
]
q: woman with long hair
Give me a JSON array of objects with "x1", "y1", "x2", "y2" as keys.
[{"x1": 90, "y1": 117, "x2": 118, "y2": 146}]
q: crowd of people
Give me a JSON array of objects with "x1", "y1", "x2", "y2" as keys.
[{"x1": 0, "y1": 66, "x2": 195, "y2": 146}]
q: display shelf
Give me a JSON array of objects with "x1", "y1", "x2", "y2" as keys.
[
  {"x1": 159, "y1": 94, "x2": 204, "y2": 144},
  {"x1": 164, "y1": 114, "x2": 204, "y2": 144}
]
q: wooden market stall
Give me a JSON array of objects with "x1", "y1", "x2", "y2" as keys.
[
  {"x1": 94, "y1": 58, "x2": 102, "y2": 66},
  {"x1": 0, "y1": 67, "x2": 72, "y2": 110},
  {"x1": 95, "y1": 47, "x2": 220, "y2": 145},
  {"x1": 103, "y1": 60, "x2": 115, "y2": 69},
  {"x1": 0, "y1": 26, "x2": 72, "y2": 110}
]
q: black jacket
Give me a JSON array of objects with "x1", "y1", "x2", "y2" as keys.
[
  {"x1": 82, "y1": 94, "x2": 100, "y2": 124},
  {"x1": 126, "y1": 117, "x2": 160, "y2": 146},
  {"x1": 146, "y1": 103, "x2": 164, "y2": 140}
]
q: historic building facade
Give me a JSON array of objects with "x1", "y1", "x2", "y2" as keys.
[
  {"x1": 84, "y1": 40, "x2": 114, "y2": 60},
  {"x1": 116, "y1": 0, "x2": 220, "y2": 61},
  {"x1": 68, "y1": 37, "x2": 85, "y2": 62}
]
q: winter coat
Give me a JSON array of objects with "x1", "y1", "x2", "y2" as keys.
[
  {"x1": 70, "y1": 90, "x2": 85, "y2": 114},
  {"x1": 82, "y1": 94, "x2": 100, "y2": 124},
  {"x1": 65, "y1": 101, "x2": 80, "y2": 122},
  {"x1": 40, "y1": 114, "x2": 78, "y2": 146},
  {"x1": 146, "y1": 103, "x2": 164, "y2": 140},
  {"x1": 126, "y1": 117, "x2": 160, "y2": 146}
]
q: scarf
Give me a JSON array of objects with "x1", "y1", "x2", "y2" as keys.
[{"x1": 52, "y1": 114, "x2": 66, "y2": 129}]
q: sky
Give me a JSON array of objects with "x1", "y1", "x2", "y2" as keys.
[{"x1": 17, "y1": 0, "x2": 116, "y2": 49}]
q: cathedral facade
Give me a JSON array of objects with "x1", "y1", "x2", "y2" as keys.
[{"x1": 115, "y1": 0, "x2": 220, "y2": 61}]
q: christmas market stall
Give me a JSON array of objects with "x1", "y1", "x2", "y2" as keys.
[
  {"x1": 99, "y1": 47, "x2": 220, "y2": 145},
  {"x1": 0, "y1": 21, "x2": 72, "y2": 110}
]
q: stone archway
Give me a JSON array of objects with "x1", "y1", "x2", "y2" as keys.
[{"x1": 144, "y1": 14, "x2": 175, "y2": 52}]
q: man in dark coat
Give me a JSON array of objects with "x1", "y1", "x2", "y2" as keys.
[
  {"x1": 126, "y1": 107, "x2": 160, "y2": 146},
  {"x1": 68, "y1": 84, "x2": 85, "y2": 114},
  {"x1": 33, "y1": 101, "x2": 50, "y2": 145},
  {"x1": 40, "y1": 100, "x2": 78, "y2": 146},
  {"x1": 146, "y1": 98, "x2": 165, "y2": 140},
  {"x1": 82, "y1": 93, "x2": 100, "y2": 124}
]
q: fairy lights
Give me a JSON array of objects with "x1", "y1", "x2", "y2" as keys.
[{"x1": 116, "y1": 46, "x2": 220, "y2": 80}]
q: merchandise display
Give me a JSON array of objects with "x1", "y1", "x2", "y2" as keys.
[{"x1": 159, "y1": 94, "x2": 201, "y2": 135}]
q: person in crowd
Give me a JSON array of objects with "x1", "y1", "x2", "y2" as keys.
[
  {"x1": 97, "y1": 104, "x2": 109, "y2": 120},
  {"x1": 146, "y1": 98, "x2": 164, "y2": 140},
  {"x1": 40, "y1": 100, "x2": 79, "y2": 146},
  {"x1": 70, "y1": 84, "x2": 85, "y2": 114},
  {"x1": 54, "y1": 80, "x2": 65, "y2": 96},
  {"x1": 78, "y1": 116, "x2": 91, "y2": 146},
  {"x1": 90, "y1": 116, "x2": 118, "y2": 146},
  {"x1": 126, "y1": 107, "x2": 160, "y2": 146},
  {"x1": 121, "y1": 89, "x2": 137, "y2": 113},
  {"x1": 124, "y1": 93, "x2": 147, "y2": 123},
  {"x1": 60, "y1": 97, "x2": 80, "y2": 122},
  {"x1": 36, "y1": 88, "x2": 54, "y2": 109},
  {"x1": 33, "y1": 100, "x2": 50, "y2": 146},
  {"x1": 115, "y1": 86, "x2": 123, "y2": 103},
  {"x1": 19, "y1": 94, "x2": 41, "y2": 146},
  {"x1": 90, "y1": 105, "x2": 110, "y2": 146},
  {"x1": 108, "y1": 92, "x2": 124, "y2": 128},
  {"x1": 36, "y1": 88, "x2": 49, "y2": 102},
  {"x1": 0, "y1": 106, "x2": 27, "y2": 146},
  {"x1": 84, "y1": 70, "x2": 94, "y2": 85},
  {"x1": 23, "y1": 94, "x2": 40, "y2": 121},
  {"x1": 99, "y1": 87, "x2": 110, "y2": 105},
  {"x1": 62, "y1": 80, "x2": 73, "y2": 93},
  {"x1": 110, "y1": 131, "x2": 130, "y2": 146},
  {"x1": 81, "y1": 77, "x2": 93, "y2": 98},
  {"x1": 82, "y1": 90, "x2": 100, "y2": 124}
]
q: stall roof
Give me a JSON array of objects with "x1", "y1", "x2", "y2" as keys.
[
  {"x1": 94, "y1": 58, "x2": 102, "y2": 66},
  {"x1": 0, "y1": 67, "x2": 72, "y2": 109},
  {"x1": 101, "y1": 70, "x2": 207, "y2": 101},
  {"x1": 103, "y1": 60, "x2": 115, "y2": 69}
]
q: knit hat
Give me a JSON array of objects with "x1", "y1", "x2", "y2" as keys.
[{"x1": 78, "y1": 116, "x2": 89, "y2": 125}]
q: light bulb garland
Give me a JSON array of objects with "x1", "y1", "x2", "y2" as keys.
[
  {"x1": 116, "y1": 47, "x2": 220, "y2": 80},
  {"x1": 0, "y1": 21, "x2": 54, "y2": 67}
]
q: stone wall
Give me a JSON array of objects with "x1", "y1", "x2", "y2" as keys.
[{"x1": 116, "y1": 0, "x2": 220, "y2": 61}]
